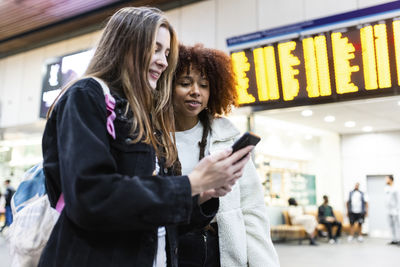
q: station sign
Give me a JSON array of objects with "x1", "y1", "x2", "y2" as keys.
[{"x1": 229, "y1": 2, "x2": 400, "y2": 109}]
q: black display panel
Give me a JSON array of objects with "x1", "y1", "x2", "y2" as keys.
[
  {"x1": 231, "y1": 19, "x2": 400, "y2": 109},
  {"x1": 39, "y1": 50, "x2": 93, "y2": 118}
]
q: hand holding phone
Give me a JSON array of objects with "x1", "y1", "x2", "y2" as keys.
[{"x1": 231, "y1": 132, "x2": 261, "y2": 153}]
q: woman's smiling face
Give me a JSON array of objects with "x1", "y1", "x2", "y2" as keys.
[{"x1": 173, "y1": 66, "x2": 210, "y2": 127}]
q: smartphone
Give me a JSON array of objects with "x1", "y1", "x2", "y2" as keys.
[{"x1": 231, "y1": 132, "x2": 261, "y2": 153}]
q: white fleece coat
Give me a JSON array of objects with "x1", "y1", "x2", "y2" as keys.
[{"x1": 202, "y1": 118, "x2": 279, "y2": 267}]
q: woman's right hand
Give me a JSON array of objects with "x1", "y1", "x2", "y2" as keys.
[{"x1": 188, "y1": 145, "x2": 253, "y2": 196}]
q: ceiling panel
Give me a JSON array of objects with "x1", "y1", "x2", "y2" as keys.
[
  {"x1": 255, "y1": 96, "x2": 400, "y2": 135},
  {"x1": 0, "y1": 0, "x2": 198, "y2": 58}
]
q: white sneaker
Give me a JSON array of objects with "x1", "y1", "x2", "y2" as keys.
[
  {"x1": 329, "y1": 239, "x2": 335, "y2": 244},
  {"x1": 357, "y1": 236, "x2": 364, "y2": 242},
  {"x1": 347, "y1": 236, "x2": 354, "y2": 242}
]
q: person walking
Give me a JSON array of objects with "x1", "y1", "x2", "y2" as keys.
[{"x1": 0, "y1": 179, "x2": 15, "y2": 232}]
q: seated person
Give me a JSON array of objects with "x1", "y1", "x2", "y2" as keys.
[
  {"x1": 318, "y1": 195, "x2": 342, "y2": 244},
  {"x1": 288, "y1": 197, "x2": 318, "y2": 245}
]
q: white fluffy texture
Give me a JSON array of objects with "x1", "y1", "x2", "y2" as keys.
[{"x1": 176, "y1": 117, "x2": 280, "y2": 267}]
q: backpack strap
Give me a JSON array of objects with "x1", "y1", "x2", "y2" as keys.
[
  {"x1": 91, "y1": 77, "x2": 116, "y2": 140},
  {"x1": 55, "y1": 194, "x2": 65, "y2": 213},
  {"x1": 54, "y1": 77, "x2": 116, "y2": 214}
]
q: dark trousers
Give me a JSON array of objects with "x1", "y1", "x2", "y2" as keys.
[
  {"x1": 178, "y1": 225, "x2": 220, "y2": 267},
  {"x1": 320, "y1": 220, "x2": 342, "y2": 239},
  {"x1": 5, "y1": 206, "x2": 13, "y2": 226}
]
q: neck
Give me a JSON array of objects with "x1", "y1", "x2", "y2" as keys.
[{"x1": 175, "y1": 115, "x2": 199, "y2": 131}]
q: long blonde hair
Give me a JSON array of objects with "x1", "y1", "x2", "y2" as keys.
[{"x1": 49, "y1": 7, "x2": 178, "y2": 166}]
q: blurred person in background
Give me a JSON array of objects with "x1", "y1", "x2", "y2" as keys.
[
  {"x1": 318, "y1": 195, "x2": 342, "y2": 244},
  {"x1": 288, "y1": 197, "x2": 318, "y2": 245},
  {"x1": 385, "y1": 175, "x2": 400, "y2": 245},
  {"x1": 346, "y1": 182, "x2": 368, "y2": 242},
  {"x1": 0, "y1": 179, "x2": 15, "y2": 232}
]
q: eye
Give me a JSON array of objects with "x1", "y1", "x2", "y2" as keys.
[
  {"x1": 154, "y1": 44, "x2": 161, "y2": 53},
  {"x1": 200, "y1": 80, "x2": 209, "y2": 88},
  {"x1": 179, "y1": 81, "x2": 191, "y2": 87}
]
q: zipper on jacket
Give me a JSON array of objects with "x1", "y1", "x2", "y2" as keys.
[{"x1": 202, "y1": 231, "x2": 207, "y2": 267}]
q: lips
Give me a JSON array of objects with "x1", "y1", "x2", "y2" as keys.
[
  {"x1": 149, "y1": 69, "x2": 161, "y2": 80},
  {"x1": 185, "y1": 100, "x2": 202, "y2": 109}
]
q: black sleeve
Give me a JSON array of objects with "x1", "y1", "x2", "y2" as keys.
[
  {"x1": 330, "y1": 206, "x2": 336, "y2": 220},
  {"x1": 52, "y1": 80, "x2": 193, "y2": 232},
  {"x1": 179, "y1": 197, "x2": 219, "y2": 235}
]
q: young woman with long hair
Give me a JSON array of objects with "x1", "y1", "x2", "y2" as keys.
[{"x1": 39, "y1": 7, "x2": 252, "y2": 267}]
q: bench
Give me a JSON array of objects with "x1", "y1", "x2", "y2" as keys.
[{"x1": 270, "y1": 209, "x2": 351, "y2": 242}]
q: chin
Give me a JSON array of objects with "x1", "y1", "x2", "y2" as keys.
[{"x1": 149, "y1": 82, "x2": 157, "y2": 90}]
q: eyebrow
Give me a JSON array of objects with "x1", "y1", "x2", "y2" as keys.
[{"x1": 178, "y1": 75, "x2": 193, "y2": 80}]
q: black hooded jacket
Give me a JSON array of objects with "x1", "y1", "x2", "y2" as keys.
[{"x1": 39, "y1": 78, "x2": 217, "y2": 267}]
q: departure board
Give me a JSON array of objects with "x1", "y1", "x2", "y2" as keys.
[{"x1": 231, "y1": 19, "x2": 400, "y2": 108}]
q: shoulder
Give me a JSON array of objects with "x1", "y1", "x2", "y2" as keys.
[
  {"x1": 211, "y1": 117, "x2": 240, "y2": 140},
  {"x1": 64, "y1": 78, "x2": 103, "y2": 98},
  {"x1": 212, "y1": 117, "x2": 237, "y2": 129},
  {"x1": 54, "y1": 78, "x2": 105, "y2": 112}
]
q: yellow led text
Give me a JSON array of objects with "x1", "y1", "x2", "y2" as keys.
[
  {"x1": 331, "y1": 32, "x2": 359, "y2": 94},
  {"x1": 278, "y1": 41, "x2": 301, "y2": 101},
  {"x1": 231, "y1": 52, "x2": 255, "y2": 104},
  {"x1": 253, "y1": 46, "x2": 280, "y2": 101},
  {"x1": 302, "y1": 35, "x2": 332, "y2": 97}
]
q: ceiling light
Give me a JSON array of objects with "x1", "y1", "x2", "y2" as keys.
[
  {"x1": 344, "y1": 121, "x2": 356, "y2": 127},
  {"x1": 324, "y1": 115, "x2": 335, "y2": 122},
  {"x1": 362, "y1": 126, "x2": 373, "y2": 132},
  {"x1": 301, "y1": 109, "x2": 313, "y2": 117},
  {"x1": 304, "y1": 134, "x2": 313, "y2": 140}
]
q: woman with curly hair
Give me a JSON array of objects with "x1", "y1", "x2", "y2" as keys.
[
  {"x1": 38, "y1": 8, "x2": 253, "y2": 267},
  {"x1": 173, "y1": 44, "x2": 280, "y2": 267}
]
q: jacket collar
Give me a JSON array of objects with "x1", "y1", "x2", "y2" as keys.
[{"x1": 210, "y1": 117, "x2": 240, "y2": 142}]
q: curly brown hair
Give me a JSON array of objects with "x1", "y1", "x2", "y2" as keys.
[
  {"x1": 172, "y1": 44, "x2": 238, "y2": 163},
  {"x1": 173, "y1": 43, "x2": 238, "y2": 117}
]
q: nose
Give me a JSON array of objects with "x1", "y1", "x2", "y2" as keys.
[
  {"x1": 156, "y1": 54, "x2": 168, "y2": 70},
  {"x1": 189, "y1": 83, "x2": 200, "y2": 96}
]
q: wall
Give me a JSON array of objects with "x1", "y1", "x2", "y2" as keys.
[
  {"x1": 0, "y1": 32, "x2": 101, "y2": 128},
  {"x1": 341, "y1": 130, "x2": 400, "y2": 200},
  {"x1": 0, "y1": 0, "x2": 395, "y2": 128},
  {"x1": 341, "y1": 131, "x2": 400, "y2": 234}
]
